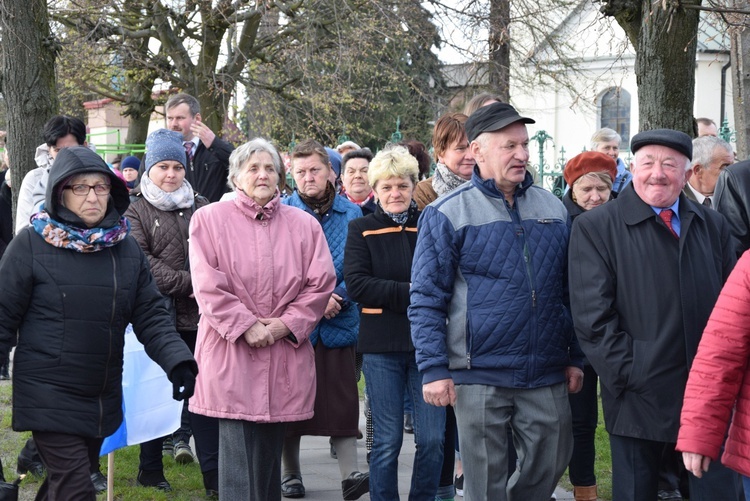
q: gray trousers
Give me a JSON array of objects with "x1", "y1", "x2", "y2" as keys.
[
  {"x1": 218, "y1": 419, "x2": 287, "y2": 501},
  {"x1": 454, "y1": 382, "x2": 573, "y2": 501}
]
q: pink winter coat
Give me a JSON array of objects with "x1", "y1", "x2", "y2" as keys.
[
  {"x1": 677, "y1": 250, "x2": 750, "y2": 477},
  {"x1": 188, "y1": 191, "x2": 336, "y2": 423}
]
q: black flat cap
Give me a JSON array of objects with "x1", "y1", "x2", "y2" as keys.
[
  {"x1": 630, "y1": 129, "x2": 692, "y2": 161},
  {"x1": 465, "y1": 102, "x2": 535, "y2": 142}
]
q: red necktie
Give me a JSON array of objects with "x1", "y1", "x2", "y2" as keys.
[
  {"x1": 184, "y1": 142, "x2": 194, "y2": 163},
  {"x1": 659, "y1": 209, "x2": 678, "y2": 239}
]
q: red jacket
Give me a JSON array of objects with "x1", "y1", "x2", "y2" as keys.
[{"x1": 677, "y1": 250, "x2": 750, "y2": 476}]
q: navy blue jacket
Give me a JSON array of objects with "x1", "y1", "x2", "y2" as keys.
[{"x1": 409, "y1": 169, "x2": 581, "y2": 388}]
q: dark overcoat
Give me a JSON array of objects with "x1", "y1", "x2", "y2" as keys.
[{"x1": 568, "y1": 183, "x2": 735, "y2": 442}]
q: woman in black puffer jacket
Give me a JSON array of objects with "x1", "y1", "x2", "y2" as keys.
[{"x1": 0, "y1": 146, "x2": 196, "y2": 501}]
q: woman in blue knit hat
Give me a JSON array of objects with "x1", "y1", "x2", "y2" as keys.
[{"x1": 125, "y1": 128, "x2": 220, "y2": 496}]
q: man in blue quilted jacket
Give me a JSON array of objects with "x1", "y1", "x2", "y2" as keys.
[{"x1": 409, "y1": 102, "x2": 584, "y2": 501}]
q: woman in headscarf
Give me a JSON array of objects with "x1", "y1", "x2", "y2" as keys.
[{"x1": 0, "y1": 146, "x2": 196, "y2": 500}]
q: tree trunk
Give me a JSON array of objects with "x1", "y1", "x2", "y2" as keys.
[
  {"x1": 489, "y1": 0, "x2": 511, "y2": 102},
  {"x1": 635, "y1": 0, "x2": 700, "y2": 134},
  {"x1": 123, "y1": 76, "x2": 156, "y2": 148},
  {"x1": 0, "y1": 0, "x2": 58, "y2": 222},
  {"x1": 730, "y1": 11, "x2": 750, "y2": 160}
]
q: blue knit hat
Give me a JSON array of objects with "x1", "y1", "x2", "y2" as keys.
[
  {"x1": 120, "y1": 155, "x2": 141, "y2": 171},
  {"x1": 145, "y1": 129, "x2": 187, "y2": 173},
  {"x1": 325, "y1": 147, "x2": 342, "y2": 178}
]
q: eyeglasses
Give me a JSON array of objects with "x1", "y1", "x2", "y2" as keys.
[{"x1": 63, "y1": 184, "x2": 112, "y2": 196}]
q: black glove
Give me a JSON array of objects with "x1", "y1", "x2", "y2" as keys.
[{"x1": 170, "y1": 362, "x2": 197, "y2": 401}]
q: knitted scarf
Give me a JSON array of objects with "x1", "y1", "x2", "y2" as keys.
[
  {"x1": 432, "y1": 162, "x2": 468, "y2": 197},
  {"x1": 140, "y1": 174, "x2": 195, "y2": 211},
  {"x1": 31, "y1": 210, "x2": 130, "y2": 253},
  {"x1": 298, "y1": 182, "x2": 336, "y2": 216}
]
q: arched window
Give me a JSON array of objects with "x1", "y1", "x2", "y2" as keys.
[{"x1": 599, "y1": 87, "x2": 631, "y2": 148}]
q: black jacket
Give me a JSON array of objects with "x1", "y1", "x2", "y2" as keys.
[
  {"x1": 187, "y1": 137, "x2": 234, "y2": 203},
  {"x1": 125, "y1": 193, "x2": 208, "y2": 331},
  {"x1": 344, "y1": 204, "x2": 419, "y2": 353},
  {"x1": 569, "y1": 184, "x2": 736, "y2": 441},
  {"x1": 0, "y1": 147, "x2": 195, "y2": 437},
  {"x1": 714, "y1": 160, "x2": 750, "y2": 256}
]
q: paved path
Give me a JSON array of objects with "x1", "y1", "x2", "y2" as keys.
[{"x1": 296, "y1": 405, "x2": 576, "y2": 500}]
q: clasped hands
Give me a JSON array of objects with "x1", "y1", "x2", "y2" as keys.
[{"x1": 243, "y1": 318, "x2": 290, "y2": 348}]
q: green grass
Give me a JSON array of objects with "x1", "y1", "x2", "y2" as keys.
[{"x1": 0, "y1": 381, "x2": 208, "y2": 500}]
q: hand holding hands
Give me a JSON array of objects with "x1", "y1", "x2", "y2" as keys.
[
  {"x1": 258, "y1": 318, "x2": 291, "y2": 341},
  {"x1": 324, "y1": 293, "x2": 343, "y2": 319},
  {"x1": 243, "y1": 321, "x2": 274, "y2": 348},
  {"x1": 422, "y1": 379, "x2": 456, "y2": 407}
]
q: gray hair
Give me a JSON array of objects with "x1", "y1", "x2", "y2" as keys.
[
  {"x1": 691, "y1": 136, "x2": 733, "y2": 170},
  {"x1": 165, "y1": 93, "x2": 200, "y2": 116},
  {"x1": 227, "y1": 138, "x2": 283, "y2": 189},
  {"x1": 590, "y1": 128, "x2": 621, "y2": 151}
]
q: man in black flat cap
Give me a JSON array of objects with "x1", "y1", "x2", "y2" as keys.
[
  {"x1": 569, "y1": 129, "x2": 741, "y2": 500},
  {"x1": 410, "y1": 102, "x2": 584, "y2": 501}
]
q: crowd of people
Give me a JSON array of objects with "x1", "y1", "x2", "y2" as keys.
[{"x1": 0, "y1": 91, "x2": 749, "y2": 501}]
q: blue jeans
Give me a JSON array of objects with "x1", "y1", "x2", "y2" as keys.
[{"x1": 363, "y1": 352, "x2": 445, "y2": 501}]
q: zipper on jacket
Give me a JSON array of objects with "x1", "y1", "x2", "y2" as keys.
[
  {"x1": 508, "y1": 199, "x2": 538, "y2": 381},
  {"x1": 151, "y1": 218, "x2": 160, "y2": 239},
  {"x1": 99, "y1": 250, "x2": 118, "y2": 436}
]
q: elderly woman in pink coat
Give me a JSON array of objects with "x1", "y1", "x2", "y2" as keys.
[{"x1": 189, "y1": 137, "x2": 336, "y2": 500}]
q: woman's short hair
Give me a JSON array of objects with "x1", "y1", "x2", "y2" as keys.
[
  {"x1": 590, "y1": 128, "x2": 622, "y2": 151},
  {"x1": 398, "y1": 140, "x2": 431, "y2": 179},
  {"x1": 368, "y1": 145, "x2": 420, "y2": 189},
  {"x1": 432, "y1": 113, "x2": 469, "y2": 162},
  {"x1": 291, "y1": 139, "x2": 330, "y2": 170},
  {"x1": 573, "y1": 171, "x2": 613, "y2": 191},
  {"x1": 342, "y1": 149, "x2": 374, "y2": 171},
  {"x1": 463, "y1": 93, "x2": 504, "y2": 117},
  {"x1": 227, "y1": 138, "x2": 283, "y2": 189}
]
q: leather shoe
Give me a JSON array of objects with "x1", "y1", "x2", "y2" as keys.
[
  {"x1": 137, "y1": 469, "x2": 172, "y2": 492},
  {"x1": 342, "y1": 471, "x2": 369, "y2": 500},
  {"x1": 658, "y1": 489, "x2": 682, "y2": 501},
  {"x1": 403, "y1": 413, "x2": 414, "y2": 434},
  {"x1": 90, "y1": 471, "x2": 107, "y2": 494},
  {"x1": 281, "y1": 473, "x2": 305, "y2": 498}
]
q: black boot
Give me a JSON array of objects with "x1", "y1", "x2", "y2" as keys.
[
  {"x1": 17, "y1": 439, "x2": 45, "y2": 477},
  {"x1": 203, "y1": 468, "x2": 218, "y2": 498}
]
